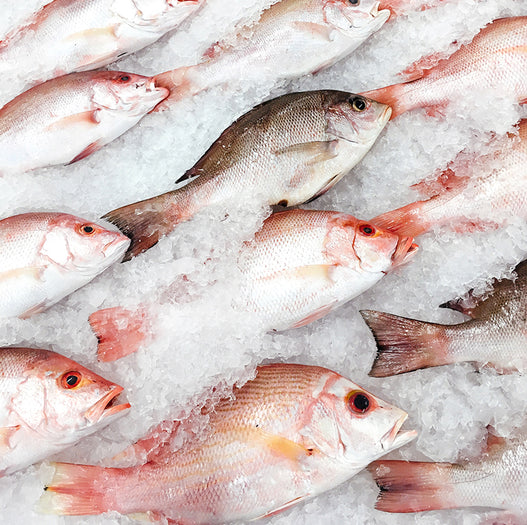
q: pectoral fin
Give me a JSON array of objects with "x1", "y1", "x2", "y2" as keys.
[
  {"x1": 274, "y1": 140, "x2": 338, "y2": 165},
  {"x1": 0, "y1": 426, "x2": 20, "y2": 451},
  {"x1": 250, "y1": 428, "x2": 316, "y2": 463},
  {"x1": 291, "y1": 21, "x2": 334, "y2": 41},
  {"x1": 68, "y1": 141, "x2": 102, "y2": 164},
  {"x1": 251, "y1": 495, "x2": 308, "y2": 520},
  {"x1": 0, "y1": 267, "x2": 42, "y2": 283},
  {"x1": 46, "y1": 111, "x2": 100, "y2": 132},
  {"x1": 293, "y1": 264, "x2": 337, "y2": 282}
]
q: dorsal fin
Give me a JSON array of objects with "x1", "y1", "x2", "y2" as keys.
[{"x1": 439, "y1": 289, "x2": 481, "y2": 318}]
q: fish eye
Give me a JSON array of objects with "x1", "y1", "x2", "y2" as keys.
[
  {"x1": 61, "y1": 371, "x2": 82, "y2": 389},
  {"x1": 359, "y1": 223, "x2": 376, "y2": 236},
  {"x1": 349, "y1": 0, "x2": 360, "y2": 4},
  {"x1": 119, "y1": 75, "x2": 131, "y2": 82},
  {"x1": 351, "y1": 96, "x2": 367, "y2": 112},
  {"x1": 78, "y1": 224, "x2": 97, "y2": 236},
  {"x1": 348, "y1": 391, "x2": 371, "y2": 414}
]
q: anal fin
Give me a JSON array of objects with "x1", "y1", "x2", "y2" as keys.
[{"x1": 68, "y1": 141, "x2": 101, "y2": 164}]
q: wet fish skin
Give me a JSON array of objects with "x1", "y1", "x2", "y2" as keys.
[
  {"x1": 369, "y1": 433, "x2": 527, "y2": 517},
  {"x1": 154, "y1": 0, "x2": 390, "y2": 105},
  {"x1": 0, "y1": 346, "x2": 130, "y2": 476},
  {"x1": 104, "y1": 90, "x2": 391, "y2": 261},
  {"x1": 0, "y1": 212, "x2": 130, "y2": 318},
  {"x1": 0, "y1": 70, "x2": 169, "y2": 174},
  {"x1": 362, "y1": 259, "x2": 527, "y2": 377},
  {"x1": 38, "y1": 363, "x2": 416, "y2": 522},
  {"x1": 0, "y1": 0, "x2": 200, "y2": 87},
  {"x1": 372, "y1": 119, "x2": 527, "y2": 238},
  {"x1": 362, "y1": 17, "x2": 527, "y2": 118}
]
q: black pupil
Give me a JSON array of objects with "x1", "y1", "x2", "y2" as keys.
[
  {"x1": 354, "y1": 98, "x2": 366, "y2": 110},
  {"x1": 83, "y1": 226, "x2": 94, "y2": 233},
  {"x1": 349, "y1": 0, "x2": 359, "y2": 4},
  {"x1": 362, "y1": 226, "x2": 373, "y2": 234},
  {"x1": 353, "y1": 394, "x2": 369, "y2": 411},
  {"x1": 120, "y1": 75, "x2": 130, "y2": 82},
  {"x1": 66, "y1": 375, "x2": 78, "y2": 386}
]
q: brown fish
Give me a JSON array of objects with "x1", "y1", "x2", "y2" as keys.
[
  {"x1": 361, "y1": 259, "x2": 527, "y2": 377},
  {"x1": 104, "y1": 90, "x2": 391, "y2": 261}
]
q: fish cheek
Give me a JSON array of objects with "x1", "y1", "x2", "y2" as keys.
[{"x1": 11, "y1": 376, "x2": 47, "y2": 432}]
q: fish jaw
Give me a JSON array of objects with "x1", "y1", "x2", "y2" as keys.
[
  {"x1": 380, "y1": 413, "x2": 418, "y2": 452},
  {"x1": 84, "y1": 386, "x2": 131, "y2": 425},
  {"x1": 391, "y1": 237, "x2": 419, "y2": 268}
]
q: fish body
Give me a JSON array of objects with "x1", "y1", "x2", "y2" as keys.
[
  {"x1": 104, "y1": 91, "x2": 392, "y2": 260},
  {"x1": 362, "y1": 17, "x2": 527, "y2": 118},
  {"x1": 39, "y1": 363, "x2": 416, "y2": 522},
  {"x1": 0, "y1": 346, "x2": 130, "y2": 476},
  {"x1": 372, "y1": 119, "x2": 527, "y2": 238},
  {"x1": 362, "y1": 259, "x2": 527, "y2": 377},
  {"x1": 0, "y1": 71, "x2": 168, "y2": 173},
  {"x1": 89, "y1": 209, "x2": 417, "y2": 361},
  {"x1": 369, "y1": 434, "x2": 527, "y2": 517},
  {"x1": 0, "y1": 212, "x2": 130, "y2": 318},
  {"x1": 154, "y1": 0, "x2": 390, "y2": 104},
  {"x1": 0, "y1": 0, "x2": 200, "y2": 86}
]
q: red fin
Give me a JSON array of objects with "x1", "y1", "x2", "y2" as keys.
[
  {"x1": 360, "y1": 84, "x2": 408, "y2": 119},
  {"x1": 483, "y1": 426, "x2": 507, "y2": 455},
  {"x1": 361, "y1": 310, "x2": 452, "y2": 377},
  {"x1": 411, "y1": 167, "x2": 469, "y2": 198},
  {"x1": 68, "y1": 142, "x2": 101, "y2": 164},
  {"x1": 368, "y1": 460, "x2": 457, "y2": 513},
  {"x1": 291, "y1": 303, "x2": 335, "y2": 328},
  {"x1": 89, "y1": 306, "x2": 149, "y2": 362},
  {"x1": 152, "y1": 66, "x2": 199, "y2": 112},
  {"x1": 439, "y1": 290, "x2": 479, "y2": 318},
  {"x1": 371, "y1": 201, "x2": 431, "y2": 238},
  {"x1": 399, "y1": 51, "x2": 447, "y2": 82},
  {"x1": 38, "y1": 462, "x2": 121, "y2": 515}
]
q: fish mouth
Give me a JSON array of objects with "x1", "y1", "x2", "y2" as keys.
[
  {"x1": 371, "y1": 1, "x2": 391, "y2": 21},
  {"x1": 391, "y1": 237, "x2": 419, "y2": 268},
  {"x1": 103, "y1": 235, "x2": 131, "y2": 262},
  {"x1": 380, "y1": 413, "x2": 417, "y2": 451},
  {"x1": 379, "y1": 105, "x2": 392, "y2": 125},
  {"x1": 85, "y1": 386, "x2": 131, "y2": 424}
]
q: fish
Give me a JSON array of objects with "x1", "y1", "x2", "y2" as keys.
[
  {"x1": 361, "y1": 17, "x2": 527, "y2": 119},
  {"x1": 0, "y1": 70, "x2": 168, "y2": 174},
  {"x1": 104, "y1": 90, "x2": 392, "y2": 260},
  {"x1": 368, "y1": 432, "x2": 527, "y2": 519},
  {"x1": 0, "y1": 0, "x2": 200, "y2": 87},
  {"x1": 0, "y1": 212, "x2": 130, "y2": 318},
  {"x1": 153, "y1": 0, "x2": 390, "y2": 107},
  {"x1": 371, "y1": 119, "x2": 527, "y2": 238},
  {"x1": 0, "y1": 346, "x2": 130, "y2": 476},
  {"x1": 38, "y1": 363, "x2": 416, "y2": 522},
  {"x1": 362, "y1": 259, "x2": 527, "y2": 377},
  {"x1": 89, "y1": 209, "x2": 418, "y2": 362}
]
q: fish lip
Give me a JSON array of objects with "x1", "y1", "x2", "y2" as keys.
[
  {"x1": 84, "y1": 386, "x2": 131, "y2": 424},
  {"x1": 380, "y1": 413, "x2": 417, "y2": 451},
  {"x1": 391, "y1": 237, "x2": 419, "y2": 268},
  {"x1": 371, "y1": 1, "x2": 390, "y2": 20},
  {"x1": 380, "y1": 105, "x2": 392, "y2": 125},
  {"x1": 103, "y1": 236, "x2": 131, "y2": 262}
]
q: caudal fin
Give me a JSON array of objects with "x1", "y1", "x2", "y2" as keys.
[
  {"x1": 38, "y1": 462, "x2": 119, "y2": 515},
  {"x1": 103, "y1": 193, "x2": 182, "y2": 261},
  {"x1": 152, "y1": 66, "x2": 201, "y2": 111},
  {"x1": 372, "y1": 201, "x2": 431, "y2": 237},
  {"x1": 368, "y1": 460, "x2": 457, "y2": 513},
  {"x1": 360, "y1": 310, "x2": 452, "y2": 377},
  {"x1": 89, "y1": 306, "x2": 150, "y2": 362},
  {"x1": 360, "y1": 83, "x2": 409, "y2": 119}
]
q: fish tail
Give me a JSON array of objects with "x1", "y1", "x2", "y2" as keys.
[
  {"x1": 360, "y1": 83, "x2": 408, "y2": 119},
  {"x1": 38, "y1": 462, "x2": 121, "y2": 515},
  {"x1": 371, "y1": 201, "x2": 431, "y2": 237},
  {"x1": 89, "y1": 306, "x2": 149, "y2": 362},
  {"x1": 368, "y1": 460, "x2": 457, "y2": 513},
  {"x1": 360, "y1": 310, "x2": 451, "y2": 377},
  {"x1": 152, "y1": 65, "x2": 201, "y2": 111},
  {"x1": 103, "y1": 195, "x2": 180, "y2": 261}
]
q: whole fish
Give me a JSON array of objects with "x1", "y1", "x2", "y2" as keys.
[
  {"x1": 0, "y1": 346, "x2": 130, "y2": 476},
  {"x1": 38, "y1": 363, "x2": 416, "y2": 522},
  {"x1": 371, "y1": 119, "x2": 527, "y2": 238},
  {"x1": 0, "y1": 71, "x2": 168, "y2": 174},
  {"x1": 0, "y1": 212, "x2": 130, "y2": 318},
  {"x1": 361, "y1": 17, "x2": 527, "y2": 119},
  {"x1": 362, "y1": 259, "x2": 527, "y2": 377},
  {"x1": 0, "y1": 0, "x2": 200, "y2": 87},
  {"x1": 369, "y1": 433, "x2": 527, "y2": 519},
  {"x1": 154, "y1": 0, "x2": 390, "y2": 106},
  {"x1": 90, "y1": 209, "x2": 417, "y2": 362},
  {"x1": 104, "y1": 91, "x2": 392, "y2": 260}
]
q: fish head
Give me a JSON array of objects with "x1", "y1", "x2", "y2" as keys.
[
  {"x1": 324, "y1": 215, "x2": 418, "y2": 274},
  {"x1": 39, "y1": 213, "x2": 130, "y2": 279},
  {"x1": 323, "y1": 0, "x2": 390, "y2": 39},
  {"x1": 325, "y1": 92, "x2": 392, "y2": 146},
  {"x1": 305, "y1": 373, "x2": 416, "y2": 469},
  {"x1": 118, "y1": 0, "x2": 200, "y2": 33},
  {"x1": 91, "y1": 72, "x2": 169, "y2": 117},
  {"x1": 10, "y1": 348, "x2": 130, "y2": 444}
]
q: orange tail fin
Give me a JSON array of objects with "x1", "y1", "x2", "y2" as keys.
[
  {"x1": 368, "y1": 460, "x2": 457, "y2": 513},
  {"x1": 89, "y1": 306, "x2": 150, "y2": 362},
  {"x1": 38, "y1": 462, "x2": 122, "y2": 515},
  {"x1": 371, "y1": 201, "x2": 431, "y2": 238},
  {"x1": 360, "y1": 83, "x2": 409, "y2": 119},
  {"x1": 360, "y1": 310, "x2": 452, "y2": 377}
]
